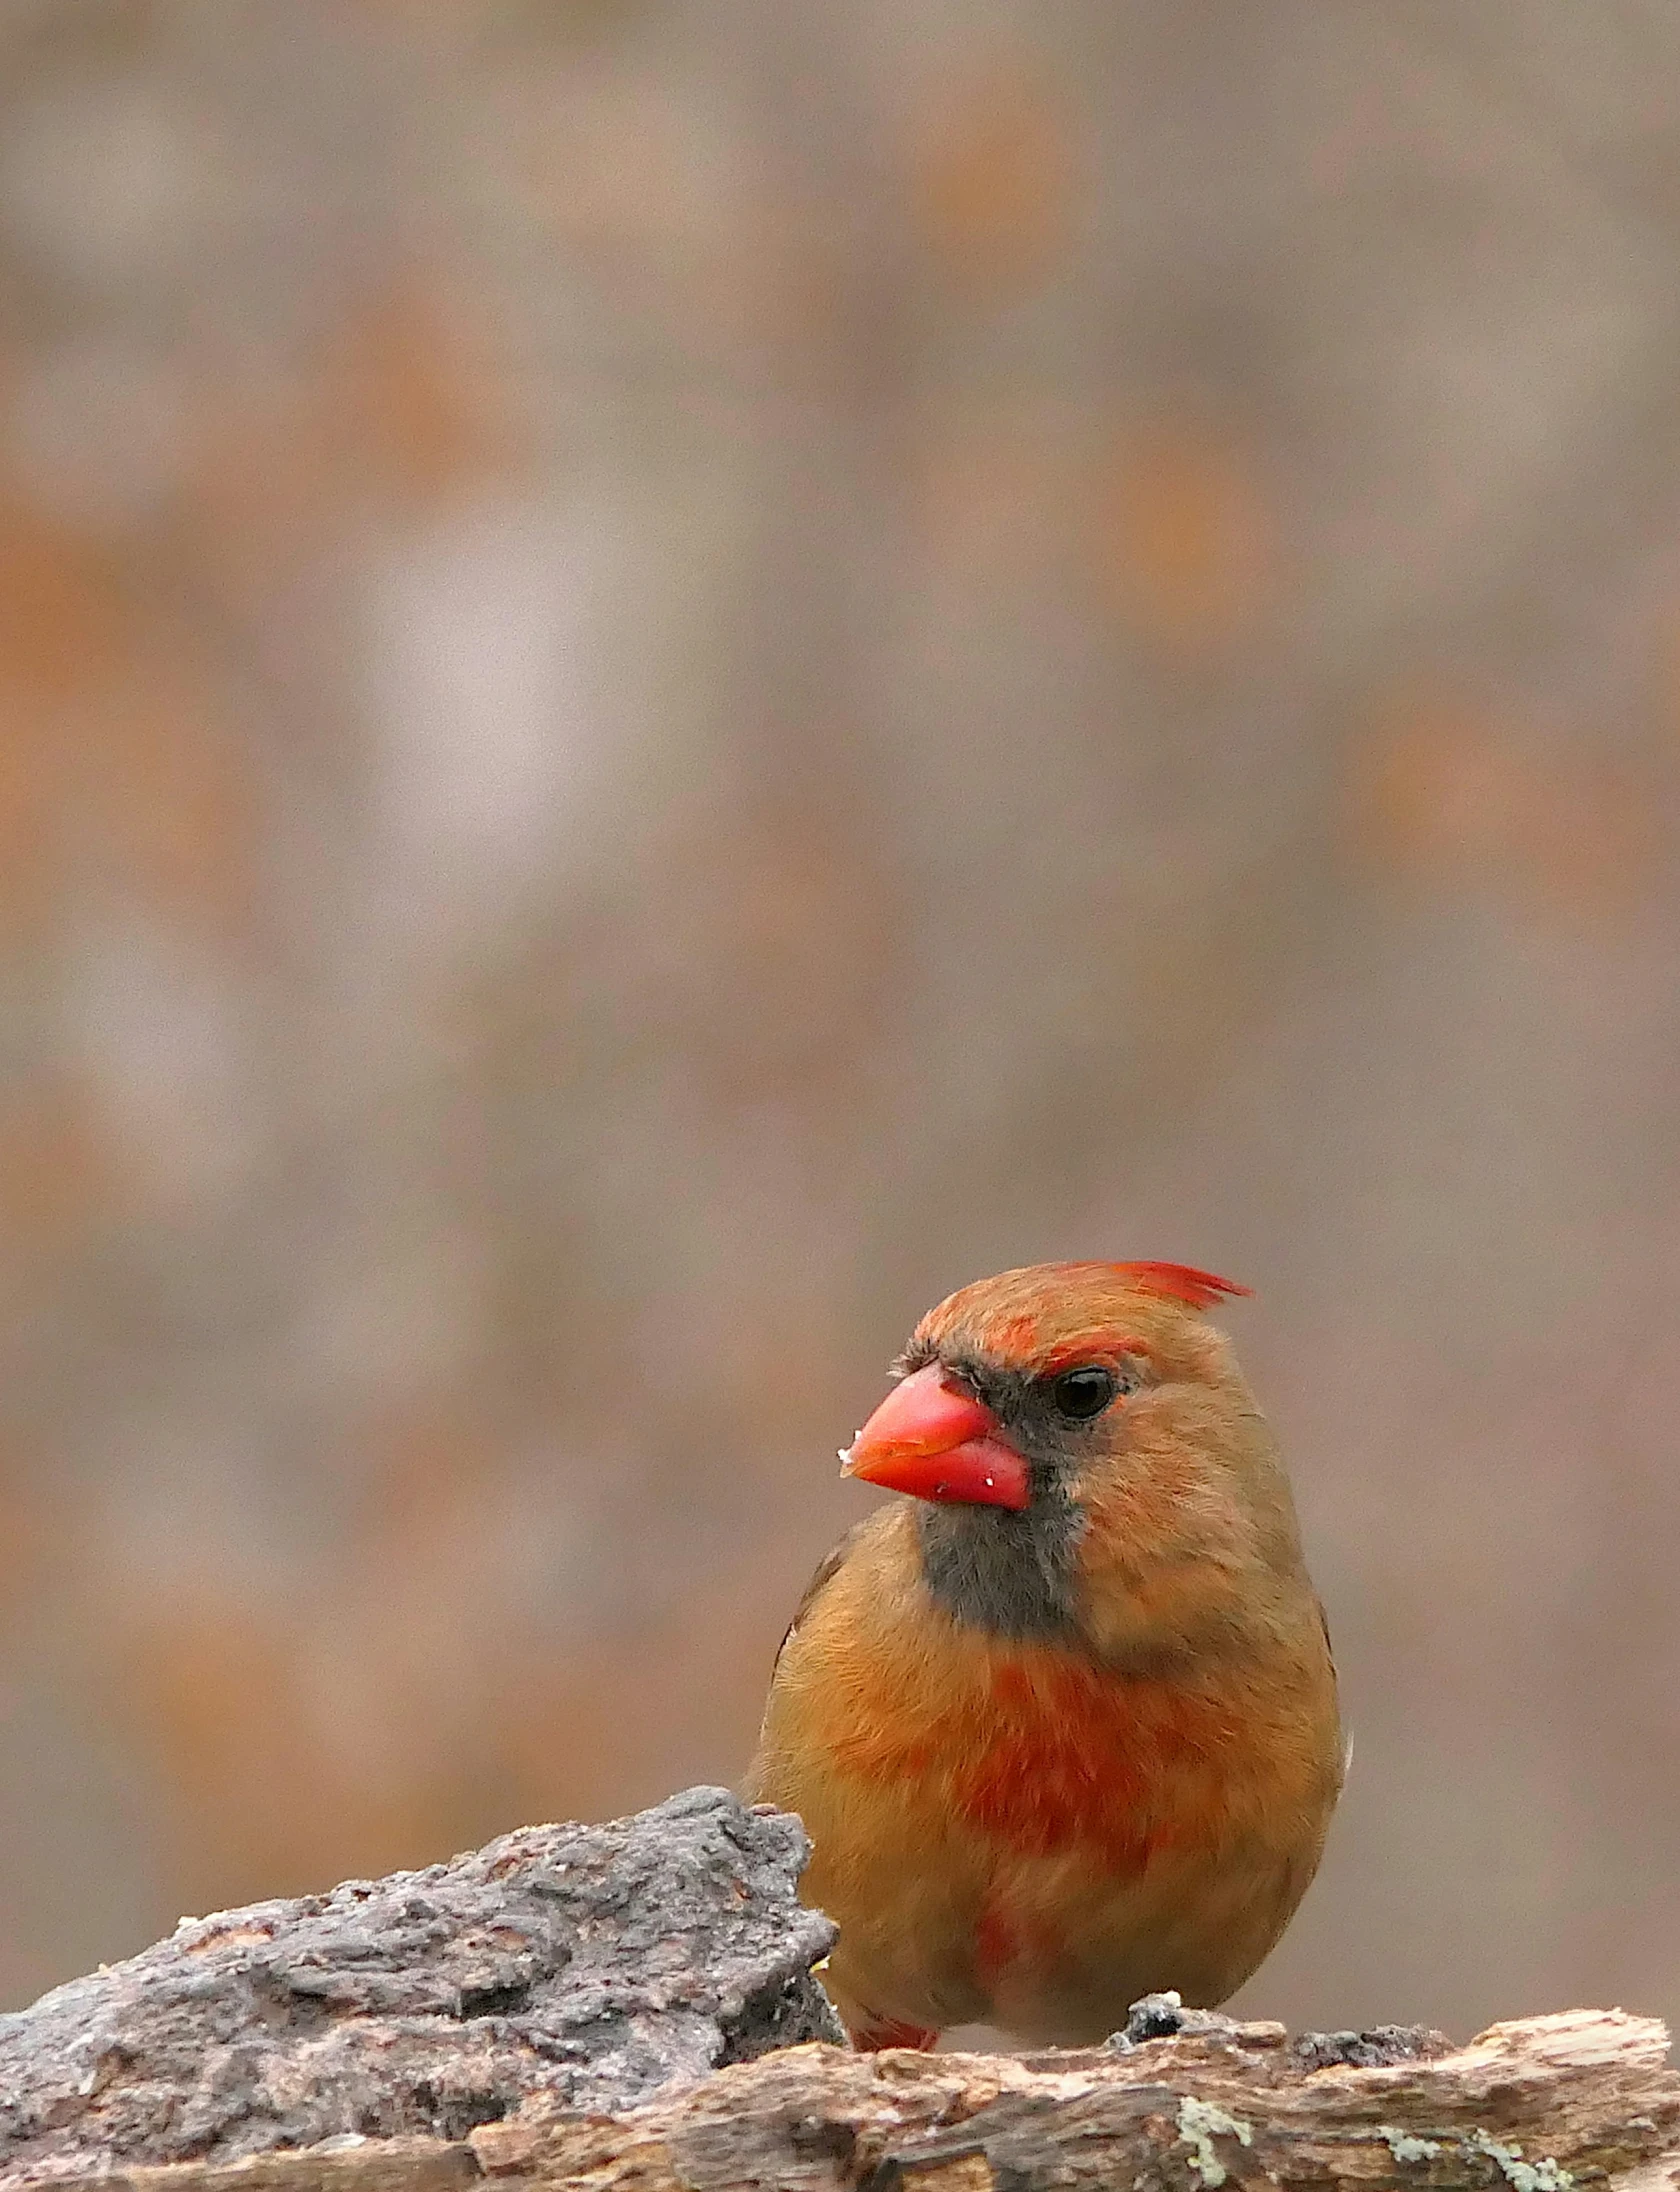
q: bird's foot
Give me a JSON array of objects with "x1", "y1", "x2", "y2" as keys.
[{"x1": 849, "y1": 2016, "x2": 940, "y2": 2052}]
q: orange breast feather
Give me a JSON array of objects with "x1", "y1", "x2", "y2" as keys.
[{"x1": 824, "y1": 1634, "x2": 1245, "y2": 1875}]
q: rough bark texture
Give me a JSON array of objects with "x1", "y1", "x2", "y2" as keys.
[
  {"x1": 458, "y1": 2005, "x2": 1680, "y2": 2192},
  {"x1": 17, "y1": 2006, "x2": 1680, "y2": 2192},
  {"x1": 1, "y1": 1793, "x2": 1675, "y2": 2192},
  {"x1": 0, "y1": 1788, "x2": 841, "y2": 2184}
]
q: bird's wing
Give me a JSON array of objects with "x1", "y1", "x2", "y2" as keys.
[
  {"x1": 1317, "y1": 1597, "x2": 1354, "y2": 1783},
  {"x1": 771, "y1": 1518, "x2": 874, "y2": 1680}
]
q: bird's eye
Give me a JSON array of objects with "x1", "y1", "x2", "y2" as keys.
[{"x1": 1048, "y1": 1365, "x2": 1121, "y2": 1420}]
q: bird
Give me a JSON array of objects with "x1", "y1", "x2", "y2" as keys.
[{"x1": 746, "y1": 1259, "x2": 1342, "y2": 2051}]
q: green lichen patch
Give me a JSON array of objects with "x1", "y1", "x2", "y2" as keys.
[
  {"x1": 1380, "y1": 2126, "x2": 1445, "y2": 2165},
  {"x1": 1469, "y1": 2129, "x2": 1575, "y2": 2192},
  {"x1": 1176, "y1": 2095, "x2": 1255, "y2": 2187}
]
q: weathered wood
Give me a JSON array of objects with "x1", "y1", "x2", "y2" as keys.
[
  {"x1": 0, "y1": 1787, "x2": 1672, "y2": 2192},
  {"x1": 24, "y1": 2008, "x2": 1680, "y2": 2192},
  {"x1": 465, "y1": 2005, "x2": 1679, "y2": 2192},
  {"x1": 0, "y1": 1789, "x2": 840, "y2": 2186}
]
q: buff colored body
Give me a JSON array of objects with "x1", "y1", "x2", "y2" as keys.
[{"x1": 748, "y1": 1262, "x2": 1342, "y2": 2048}]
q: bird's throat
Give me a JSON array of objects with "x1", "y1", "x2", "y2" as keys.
[{"x1": 915, "y1": 1493, "x2": 1084, "y2": 1641}]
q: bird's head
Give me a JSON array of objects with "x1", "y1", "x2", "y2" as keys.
[
  {"x1": 841, "y1": 1261, "x2": 1291, "y2": 1648},
  {"x1": 842, "y1": 1260, "x2": 1252, "y2": 1511}
]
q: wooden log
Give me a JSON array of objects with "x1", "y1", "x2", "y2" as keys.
[
  {"x1": 45, "y1": 2005, "x2": 1674, "y2": 2192},
  {"x1": 458, "y1": 2003, "x2": 1680, "y2": 2192},
  {"x1": 0, "y1": 1789, "x2": 1673, "y2": 2192},
  {"x1": 46, "y1": 2007, "x2": 1675, "y2": 2192}
]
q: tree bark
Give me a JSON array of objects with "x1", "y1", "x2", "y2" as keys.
[
  {"x1": 0, "y1": 1788, "x2": 840, "y2": 2184},
  {"x1": 441, "y1": 2005, "x2": 1680, "y2": 2192},
  {"x1": 41, "y1": 2007, "x2": 1676, "y2": 2192},
  {"x1": 0, "y1": 1791, "x2": 1673, "y2": 2192}
]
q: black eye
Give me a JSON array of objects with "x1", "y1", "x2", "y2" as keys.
[{"x1": 1048, "y1": 1365, "x2": 1121, "y2": 1420}]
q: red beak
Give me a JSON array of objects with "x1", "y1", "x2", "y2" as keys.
[{"x1": 839, "y1": 1363, "x2": 1031, "y2": 1511}]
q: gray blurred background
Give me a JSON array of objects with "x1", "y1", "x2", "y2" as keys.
[{"x1": 1, "y1": 0, "x2": 1677, "y2": 2038}]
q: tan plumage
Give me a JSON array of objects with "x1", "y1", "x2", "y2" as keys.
[{"x1": 748, "y1": 1261, "x2": 1342, "y2": 2048}]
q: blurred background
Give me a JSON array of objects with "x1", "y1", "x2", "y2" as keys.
[{"x1": 0, "y1": 0, "x2": 1677, "y2": 2042}]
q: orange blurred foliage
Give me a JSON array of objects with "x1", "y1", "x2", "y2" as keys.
[
  {"x1": 0, "y1": 493, "x2": 137, "y2": 707},
  {"x1": 320, "y1": 283, "x2": 518, "y2": 507},
  {"x1": 182, "y1": 281, "x2": 513, "y2": 614},
  {"x1": 0, "y1": 469, "x2": 255, "y2": 937},
  {"x1": 0, "y1": 496, "x2": 140, "y2": 930},
  {"x1": 114, "y1": 1591, "x2": 511, "y2": 1907},
  {"x1": 0, "y1": 711, "x2": 58, "y2": 932},
  {"x1": 1091, "y1": 422, "x2": 1278, "y2": 649},
  {"x1": 1354, "y1": 705, "x2": 1656, "y2": 919},
  {"x1": 911, "y1": 65, "x2": 1078, "y2": 297},
  {"x1": 0, "y1": 1080, "x2": 120, "y2": 1265},
  {"x1": 86, "y1": 659, "x2": 257, "y2": 935}
]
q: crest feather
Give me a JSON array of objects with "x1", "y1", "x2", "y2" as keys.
[{"x1": 1114, "y1": 1261, "x2": 1252, "y2": 1311}]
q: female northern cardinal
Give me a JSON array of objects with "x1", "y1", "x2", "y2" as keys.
[{"x1": 748, "y1": 1261, "x2": 1342, "y2": 2049}]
